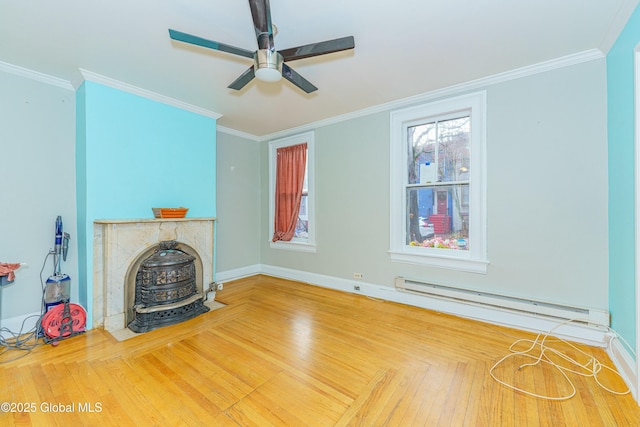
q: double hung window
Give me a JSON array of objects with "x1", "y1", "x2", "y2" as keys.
[{"x1": 389, "y1": 92, "x2": 487, "y2": 272}]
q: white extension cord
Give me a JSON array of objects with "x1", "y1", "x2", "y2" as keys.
[{"x1": 489, "y1": 319, "x2": 631, "y2": 400}]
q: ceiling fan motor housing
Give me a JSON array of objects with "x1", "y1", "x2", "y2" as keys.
[
  {"x1": 254, "y1": 49, "x2": 283, "y2": 82},
  {"x1": 255, "y1": 49, "x2": 282, "y2": 70}
]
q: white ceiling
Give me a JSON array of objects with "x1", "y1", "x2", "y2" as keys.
[{"x1": 1, "y1": 0, "x2": 638, "y2": 138}]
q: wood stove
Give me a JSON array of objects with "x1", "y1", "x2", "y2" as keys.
[{"x1": 127, "y1": 240, "x2": 209, "y2": 333}]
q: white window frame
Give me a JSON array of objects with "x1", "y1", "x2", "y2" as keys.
[
  {"x1": 389, "y1": 91, "x2": 488, "y2": 273},
  {"x1": 268, "y1": 131, "x2": 316, "y2": 252}
]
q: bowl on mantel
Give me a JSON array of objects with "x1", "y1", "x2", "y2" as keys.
[{"x1": 152, "y1": 207, "x2": 188, "y2": 219}]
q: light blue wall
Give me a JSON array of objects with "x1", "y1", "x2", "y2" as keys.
[
  {"x1": 76, "y1": 81, "x2": 217, "y2": 326},
  {"x1": 607, "y1": 4, "x2": 640, "y2": 353},
  {"x1": 76, "y1": 84, "x2": 88, "y2": 308}
]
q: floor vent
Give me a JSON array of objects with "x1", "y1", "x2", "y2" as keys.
[{"x1": 394, "y1": 277, "x2": 609, "y2": 327}]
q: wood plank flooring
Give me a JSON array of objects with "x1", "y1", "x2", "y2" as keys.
[{"x1": 1, "y1": 275, "x2": 639, "y2": 426}]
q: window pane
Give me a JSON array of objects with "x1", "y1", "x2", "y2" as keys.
[
  {"x1": 406, "y1": 184, "x2": 469, "y2": 250},
  {"x1": 407, "y1": 123, "x2": 436, "y2": 184},
  {"x1": 437, "y1": 117, "x2": 470, "y2": 183},
  {"x1": 295, "y1": 193, "x2": 308, "y2": 238},
  {"x1": 294, "y1": 152, "x2": 309, "y2": 239},
  {"x1": 408, "y1": 116, "x2": 470, "y2": 185}
]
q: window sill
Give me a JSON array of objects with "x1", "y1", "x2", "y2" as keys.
[
  {"x1": 270, "y1": 240, "x2": 317, "y2": 253},
  {"x1": 389, "y1": 250, "x2": 489, "y2": 274}
]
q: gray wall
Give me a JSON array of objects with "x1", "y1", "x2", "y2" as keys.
[
  {"x1": 256, "y1": 58, "x2": 609, "y2": 311},
  {"x1": 215, "y1": 131, "x2": 262, "y2": 275},
  {"x1": 259, "y1": 113, "x2": 392, "y2": 279},
  {"x1": 0, "y1": 71, "x2": 77, "y2": 321}
]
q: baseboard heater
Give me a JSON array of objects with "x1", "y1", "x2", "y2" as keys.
[{"x1": 394, "y1": 277, "x2": 609, "y2": 327}]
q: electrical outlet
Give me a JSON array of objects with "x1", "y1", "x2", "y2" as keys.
[
  {"x1": 216, "y1": 283, "x2": 224, "y2": 291},
  {"x1": 354, "y1": 285, "x2": 361, "y2": 291},
  {"x1": 353, "y1": 273, "x2": 363, "y2": 279}
]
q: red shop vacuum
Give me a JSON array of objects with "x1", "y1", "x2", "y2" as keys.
[{"x1": 41, "y1": 216, "x2": 86, "y2": 344}]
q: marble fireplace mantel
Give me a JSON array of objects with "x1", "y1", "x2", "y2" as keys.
[{"x1": 93, "y1": 218, "x2": 216, "y2": 333}]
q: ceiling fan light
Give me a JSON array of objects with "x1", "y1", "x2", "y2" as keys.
[
  {"x1": 254, "y1": 49, "x2": 283, "y2": 83},
  {"x1": 255, "y1": 67, "x2": 282, "y2": 82}
]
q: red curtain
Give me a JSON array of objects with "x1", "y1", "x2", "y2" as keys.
[{"x1": 272, "y1": 143, "x2": 307, "y2": 242}]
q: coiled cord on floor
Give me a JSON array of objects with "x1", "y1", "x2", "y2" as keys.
[
  {"x1": 0, "y1": 314, "x2": 42, "y2": 363},
  {"x1": 0, "y1": 252, "x2": 52, "y2": 363},
  {"x1": 489, "y1": 319, "x2": 631, "y2": 400}
]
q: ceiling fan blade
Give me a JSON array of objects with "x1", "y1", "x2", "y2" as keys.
[
  {"x1": 228, "y1": 66, "x2": 256, "y2": 90},
  {"x1": 169, "y1": 29, "x2": 255, "y2": 59},
  {"x1": 248, "y1": 0, "x2": 275, "y2": 50},
  {"x1": 282, "y1": 63, "x2": 317, "y2": 93},
  {"x1": 279, "y1": 36, "x2": 355, "y2": 62}
]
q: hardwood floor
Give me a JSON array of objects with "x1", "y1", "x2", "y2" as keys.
[{"x1": 1, "y1": 275, "x2": 639, "y2": 426}]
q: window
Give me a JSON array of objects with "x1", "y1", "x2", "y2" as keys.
[
  {"x1": 269, "y1": 131, "x2": 315, "y2": 252},
  {"x1": 389, "y1": 92, "x2": 488, "y2": 273}
]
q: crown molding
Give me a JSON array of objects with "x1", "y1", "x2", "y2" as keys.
[
  {"x1": 0, "y1": 61, "x2": 222, "y2": 120},
  {"x1": 76, "y1": 68, "x2": 222, "y2": 120},
  {"x1": 260, "y1": 49, "x2": 605, "y2": 141},
  {"x1": 0, "y1": 61, "x2": 74, "y2": 91},
  {"x1": 257, "y1": 49, "x2": 605, "y2": 142},
  {"x1": 216, "y1": 125, "x2": 261, "y2": 142}
]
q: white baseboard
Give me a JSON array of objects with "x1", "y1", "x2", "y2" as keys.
[
  {"x1": 0, "y1": 311, "x2": 41, "y2": 339},
  {"x1": 607, "y1": 336, "x2": 638, "y2": 400},
  {"x1": 217, "y1": 264, "x2": 611, "y2": 347},
  {"x1": 215, "y1": 264, "x2": 262, "y2": 283}
]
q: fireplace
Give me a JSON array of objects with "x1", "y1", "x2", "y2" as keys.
[
  {"x1": 128, "y1": 240, "x2": 209, "y2": 333},
  {"x1": 93, "y1": 218, "x2": 216, "y2": 334}
]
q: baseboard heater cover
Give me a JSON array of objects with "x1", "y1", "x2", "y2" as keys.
[{"x1": 394, "y1": 277, "x2": 609, "y2": 327}]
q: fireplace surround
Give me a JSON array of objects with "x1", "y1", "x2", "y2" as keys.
[{"x1": 93, "y1": 218, "x2": 216, "y2": 334}]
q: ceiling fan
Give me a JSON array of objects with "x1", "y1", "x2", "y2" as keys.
[{"x1": 168, "y1": 0, "x2": 355, "y2": 93}]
